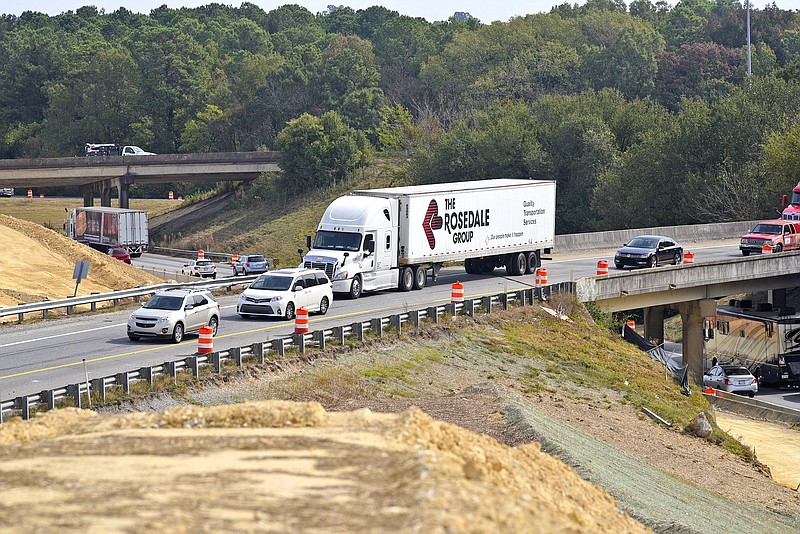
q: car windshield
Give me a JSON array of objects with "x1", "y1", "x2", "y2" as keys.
[
  {"x1": 196, "y1": 260, "x2": 213, "y2": 266},
  {"x1": 143, "y1": 295, "x2": 184, "y2": 310},
  {"x1": 751, "y1": 224, "x2": 781, "y2": 234},
  {"x1": 248, "y1": 255, "x2": 265, "y2": 262},
  {"x1": 627, "y1": 237, "x2": 659, "y2": 248},
  {"x1": 725, "y1": 367, "x2": 751, "y2": 376},
  {"x1": 250, "y1": 275, "x2": 292, "y2": 291},
  {"x1": 313, "y1": 230, "x2": 362, "y2": 251}
]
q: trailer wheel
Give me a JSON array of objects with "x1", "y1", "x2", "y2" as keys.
[
  {"x1": 525, "y1": 251, "x2": 540, "y2": 274},
  {"x1": 399, "y1": 266, "x2": 414, "y2": 291},
  {"x1": 481, "y1": 258, "x2": 495, "y2": 273},
  {"x1": 413, "y1": 266, "x2": 426, "y2": 290},
  {"x1": 507, "y1": 252, "x2": 527, "y2": 276},
  {"x1": 465, "y1": 258, "x2": 480, "y2": 275}
]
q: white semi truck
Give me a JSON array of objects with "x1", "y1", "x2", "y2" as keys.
[
  {"x1": 66, "y1": 207, "x2": 149, "y2": 257},
  {"x1": 301, "y1": 179, "x2": 556, "y2": 299}
]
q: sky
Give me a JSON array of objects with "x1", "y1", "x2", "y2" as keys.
[{"x1": 2, "y1": 1, "x2": 800, "y2": 23}]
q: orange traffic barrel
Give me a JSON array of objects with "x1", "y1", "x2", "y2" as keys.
[
  {"x1": 597, "y1": 260, "x2": 609, "y2": 276},
  {"x1": 626, "y1": 319, "x2": 635, "y2": 330},
  {"x1": 451, "y1": 281, "x2": 465, "y2": 303},
  {"x1": 169, "y1": 190, "x2": 174, "y2": 200},
  {"x1": 683, "y1": 251, "x2": 695, "y2": 265},
  {"x1": 198, "y1": 249, "x2": 205, "y2": 259},
  {"x1": 231, "y1": 253, "x2": 239, "y2": 263},
  {"x1": 762, "y1": 244, "x2": 773, "y2": 254},
  {"x1": 294, "y1": 306, "x2": 309, "y2": 334},
  {"x1": 27, "y1": 189, "x2": 32, "y2": 198},
  {"x1": 197, "y1": 324, "x2": 214, "y2": 354},
  {"x1": 535, "y1": 267, "x2": 548, "y2": 286}
]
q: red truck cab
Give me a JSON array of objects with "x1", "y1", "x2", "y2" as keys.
[
  {"x1": 780, "y1": 181, "x2": 800, "y2": 220},
  {"x1": 740, "y1": 220, "x2": 800, "y2": 255}
]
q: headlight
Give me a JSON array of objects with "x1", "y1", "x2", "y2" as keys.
[
  {"x1": 157, "y1": 315, "x2": 170, "y2": 325},
  {"x1": 334, "y1": 270, "x2": 349, "y2": 281},
  {"x1": 272, "y1": 295, "x2": 284, "y2": 302}
]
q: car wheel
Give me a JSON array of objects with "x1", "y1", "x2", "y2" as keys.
[
  {"x1": 648, "y1": 255, "x2": 657, "y2": 268},
  {"x1": 748, "y1": 392, "x2": 755, "y2": 398},
  {"x1": 284, "y1": 302, "x2": 295, "y2": 321},
  {"x1": 349, "y1": 275, "x2": 362, "y2": 300},
  {"x1": 318, "y1": 296, "x2": 329, "y2": 315},
  {"x1": 413, "y1": 266, "x2": 426, "y2": 290},
  {"x1": 171, "y1": 322, "x2": 184, "y2": 344},
  {"x1": 128, "y1": 334, "x2": 140, "y2": 341},
  {"x1": 774, "y1": 244, "x2": 783, "y2": 253},
  {"x1": 742, "y1": 250, "x2": 750, "y2": 256},
  {"x1": 615, "y1": 262, "x2": 624, "y2": 270},
  {"x1": 672, "y1": 252, "x2": 681, "y2": 265},
  {"x1": 208, "y1": 316, "x2": 219, "y2": 336},
  {"x1": 399, "y1": 266, "x2": 414, "y2": 291}
]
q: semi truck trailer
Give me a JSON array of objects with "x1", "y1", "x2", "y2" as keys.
[
  {"x1": 302, "y1": 179, "x2": 556, "y2": 299},
  {"x1": 66, "y1": 207, "x2": 149, "y2": 257}
]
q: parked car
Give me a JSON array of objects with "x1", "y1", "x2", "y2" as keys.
[
  {"x1": 127, "y1": 288, "x2": 220, "y2": 343},
  {"x1": 614, "y1": 235, "x2": 683, "y2": 269},
  {"x1": 237, "y1": 268, "x2": 333, "y2": 320},
  {"x1": 233, "y1": 254, "x2": 269, "y2": 276},
  {"x1": 739, "y1": 220, "x2": 800, "y2": 255},
  {"x1": 182, "y1": 258, "x2": 217, "y2": 279},
  {"x1": 703, "y1": 365, "x2": 758, "y2": 397},
  {"x1": 107, "y1": 247, "x2": 132, "y2": 264}
]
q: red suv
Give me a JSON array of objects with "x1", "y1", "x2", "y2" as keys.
[{"x1": 107, "y1": 247, "x2": 132, "y2": 264}]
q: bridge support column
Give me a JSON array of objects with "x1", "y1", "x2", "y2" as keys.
[
  {"x1": 80, "y1": 184, "x2": 94, "y2": 207},
  {"x1": 119, "y1": 174, "x2": 134, "y2": 209},
  {"x1": 100, "y1": 186, "x2": 112, "y2": 207},
  {"x1": 769, "y1": 288, "x2": 787, "y2": 310},
  {"x1": 678, "y1": 299, "x2": 716, "y2": 385},
  {"x1": 643, "y1": 305, "x2": 666, "y2": 345}
]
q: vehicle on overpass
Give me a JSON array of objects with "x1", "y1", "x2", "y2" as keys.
[
  {"x1": 613, "y1": 235, "x2": 683, "y2": 269},
  {"x1": 84, "y1": 143, "x2": 155, "y2": 156},
  {"x1": 739, "y1": 220, "x2": 800, "y2": 255},
  {"x1": 301, "y1": 179, "x2": 556, "y2": 299},
  {"x1": 65, "y1": 207, "x2": 148, "y2": 257},
  {"x1": 706, "y1": 299, "x2": 800, "y2": 387},
  {"x1": 0, "y1": 187, "x2": 13, "y2": 197}
]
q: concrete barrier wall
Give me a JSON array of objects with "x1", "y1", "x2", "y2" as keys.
[{"x1": 555, "y1": 220, "x2": 759, "y2": 254}]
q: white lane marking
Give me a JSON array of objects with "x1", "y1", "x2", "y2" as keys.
[{"x1": 0, "y1": 323, "x2": 123, "y2": 348}]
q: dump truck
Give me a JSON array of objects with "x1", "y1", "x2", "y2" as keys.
[
  {"x1": 301, "y1": 179, "x2": 556, "y2": 299},
  {"x1": 66, "y1": 207, "x2": 149, "y2": 257}
]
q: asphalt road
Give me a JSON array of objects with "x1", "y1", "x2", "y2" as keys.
[{"x1": 3, "y1": 239, "x2": 798, "y2": 412}]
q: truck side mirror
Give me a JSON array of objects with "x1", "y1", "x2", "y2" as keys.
[
  {"x1": 783, "y1": 194, "x2": 788, "y2": 208},
  {"x1": 306, "y1": 235, "x2": 312, "y2": 249}
]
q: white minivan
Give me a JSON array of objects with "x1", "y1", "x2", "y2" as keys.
[{"x1": 237, "y1": 268, "x2": 333, "y2": 320}]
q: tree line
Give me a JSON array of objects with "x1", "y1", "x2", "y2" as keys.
[{"x1": 2, "y1": 1, "x2": 800, "y2": 232}]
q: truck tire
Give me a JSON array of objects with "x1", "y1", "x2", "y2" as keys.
[
  {"x1": 413, "y1": 266, "x2": 426, "y2": 290},
  {"x1": 507, "y1": 252, "x2": 527, "y2": 276},
  {"x1": 465, "y1": 258, "x2": 480, "y2": 275},
  {"x1": 399, "y1": 266, "x2": 414, "y2": 291},
  {"x1": 481, "y1": 258, "x2": 495, "y2": 273},
  {"x1": 349, "y1": 276, "x2": 362, "y2": 299},
  {"x1": 525, "y1": 251, "x2": 540, "y2": 274}
]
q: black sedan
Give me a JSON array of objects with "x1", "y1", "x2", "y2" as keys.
[{"x1": 614, "y1": 235, "x2": 683, "y2": 269}]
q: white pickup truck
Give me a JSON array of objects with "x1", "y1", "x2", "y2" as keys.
[
  {"x1": 84, "y1": 144, "x2": 155, "y2": 156},
  {"x1": 0, "y1": 187, "x2": 13, "y2": 197}
]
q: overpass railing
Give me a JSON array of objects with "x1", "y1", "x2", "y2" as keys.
[{"x1": 0, "y1": 282, "x2": 576, "y2": 423}]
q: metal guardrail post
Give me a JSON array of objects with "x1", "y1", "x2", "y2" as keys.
[
  {"x1": 332, "y1": 326, "x2": 344, "y2": 344},
  {"x1": 427, "y1": 306, "x2": 439, "y2": 323},
  {"x1": 516, "y1": 289, "x2": 526, "y2": 306},
  {"x1": 448, "y1": 302, "x2": 457, "y2": 316},
  {"x1": 500, "y1": 293, "x2": 509, "y2": 310},
  {"x1": 370, "y1": 318, "x2": 382, "y2": 337},
  {"x1": 295, "y1": 334, "x2": 306, "y2": 354},
  {"x1": 273, "y1": 338, "x2": 285, "y2": 358},
  {"x1": 464, "y1": 299, "x2": 475, "y2": 317},
  {"x1": 211, "y1": 352, "x2": 222, "y2": 373},
  {"x1": 252, "y1": 342, "x2": 265, "y2": 364},
  {"x1": 67, "y1": 384, "x2": 81, "y2": 408},
  {"x1": 90, "y1": 378, "x2": 107, "y2": 404},
  {"x1": 164, "y1": 361, "x2": 177, "y2": 378},
  {"x1": 140, "y1": 366, "x2": 154, "y2": 385},
  {"x1": 230, "y1": 347, "x2": 243, "y2": 366},
  {"x1": 116, "y1": 372, "x2": 130, "y2": 394},
  {"x1": 409, "y1": 310, "x2": 420, "y2": 328},
  {"x1": 352, "y1": 322, "x2": 364, "y2": 341},
  {"x1": 187, "y1": 356, "x2": 199, "y2": 377},
  {"x1": 482, "y1": 296, "x2": 492, "y2": 314},
  {"x1": 390, "y1": 314, "x2": 402, "y2": 334},
  {"x1": 44, "y1": 389, "x2": 57, "y2": 409},
  {"x1": 19, "y1": 396, "x2": 31, "y2": 420},
  {"x1": 314, "y1": 330, "x2": 326, "y2": 350}
]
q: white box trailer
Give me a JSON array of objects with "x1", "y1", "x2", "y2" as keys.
[
  {"x1": 66, "y1": 207, "x2": 149, "y2": 257},
  {"x1": 302, "y1": 179, "x2": 556, "y2": 298}
]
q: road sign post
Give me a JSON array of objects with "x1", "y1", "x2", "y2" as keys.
[{"x1": 72, "y1": 260, "x2": 90, "y2": 297}]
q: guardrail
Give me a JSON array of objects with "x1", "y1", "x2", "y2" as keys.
[
  {"x1": 0, "y1": 275, "x2": 258, "y2": 322},
  {"x1": 0, "y1": 282, "x2": 575, "y2": 423},
  {"x1": 149, "y1": 246, "x2": 274, "y2": 266}
]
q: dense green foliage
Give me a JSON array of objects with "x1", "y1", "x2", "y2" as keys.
[{"x1": 4, "y1": 2, "x2": 800, "y2": 231}]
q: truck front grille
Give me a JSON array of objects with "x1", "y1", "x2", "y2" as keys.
[{"x1": 304, "y1": 261, "x2": 334, "y2": 279}]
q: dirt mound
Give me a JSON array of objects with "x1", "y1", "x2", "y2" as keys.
[
  {"x1": 0, "y1": 214, "x2": 161, "y2": 307},
  {"x1": 0, "y1": 401, "x2": 650, "y2": 533}
]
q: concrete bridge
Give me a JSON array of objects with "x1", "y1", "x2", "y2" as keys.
[
  {"x1": 0, "y1": 152, "x2": 280, "y2": 208},
  {"x1": 576, "y1": 251, "x2": 800, "y2": 384}
]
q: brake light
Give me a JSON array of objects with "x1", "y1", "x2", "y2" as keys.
[{"x1": 723, "y1": 378, "x2": 729, "y2": 385}]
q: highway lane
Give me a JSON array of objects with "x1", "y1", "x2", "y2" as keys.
[{"x1": 1, "y1": 239, "x2": 785, "y2": 407}]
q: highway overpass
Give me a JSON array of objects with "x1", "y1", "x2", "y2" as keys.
[
  {"x1": 0, "y1": 152, "x2": 280, "y2": 208},
  {"x1": 576, "y1": 251, "x2": 800, "y2": 385}
]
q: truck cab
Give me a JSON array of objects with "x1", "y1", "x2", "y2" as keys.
[
  {"x1": 302, "y1": 195, "x2": 398, "y2": 299},
  {"x1": 781, "y1": 181, "x2": 800, "y2": 220},
  {"x1": 740, "y1": 219, "x2": 800, "y2": 255}
]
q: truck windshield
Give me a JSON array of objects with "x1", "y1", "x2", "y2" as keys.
[
  {"x1": 313, "y1": 230, "x2": 362, "y2": 251},
  {"x1": 752, "y1": 224, "x2": 781, "y2": 234}
]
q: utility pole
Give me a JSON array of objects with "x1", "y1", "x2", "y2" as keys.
[{"x1": 747, "y1": 0, "x2": 752, "y2": 85}]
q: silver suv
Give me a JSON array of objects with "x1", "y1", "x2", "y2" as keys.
[
  {"x1": 233, "y1": 254, "x2": 269, "y2": 275},
  {"x1": 127, "y1": 288, "x2": 220, "y2": 343},
  {"x1": 182, "y1": 259, "x2": 217, "y2": 279}
]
